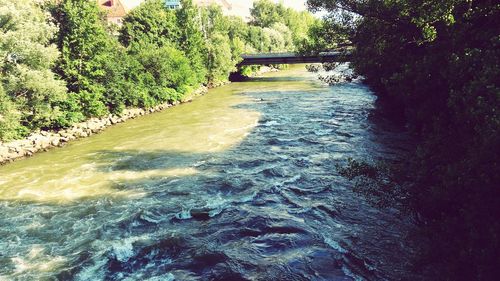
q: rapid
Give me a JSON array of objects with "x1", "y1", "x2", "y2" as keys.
[{"x1": 0, "y1": 65, "x2": 418, "y2": 280}]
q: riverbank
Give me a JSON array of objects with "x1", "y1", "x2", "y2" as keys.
[
  {"x1": 0, "y1": 86, "x2": 208, "y2": 165},
  {"x1": 0, "y1": 67, "x2": 278, "y2": 165}
]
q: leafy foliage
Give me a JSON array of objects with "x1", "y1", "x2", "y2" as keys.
[
  {"x1": 176, "y1": 0, "x2": 207, "y2": 84},
  {"x1": 0, "y1": 82, "x2": 21, "y2": 140},
  {"x1": 119, "y1": 0, "x2": 179, "y2": 48},
  {"x1": 310, "y1": 0, "x2": 500, "y2": 279},
  {"x1": 199, "y1": 5, "x2": 242, "y2": 82},
  {"x1": 251, "y1": 0, "x2": 317, "y2": 46},
  {"x1": 0, "y1": 0, "x2": 68, "y2": 139},
  {"x1": 206, "y1": 32, "x2": 235, "y2": 83},
  {"x1": 132, "y1": 43, "x2": 197, "y2": 104},
  {"x1": 53, "y1": 0, "x2": 117, "y2": 117}
]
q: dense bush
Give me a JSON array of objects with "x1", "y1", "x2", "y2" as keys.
[
  {"x1": 308, "y1": 0, "x2": 500, "y2": 279},
  {"x1": 119, "y1": 0, "x2": 179, "y2": 48},
  {"x1": 132, "y1": 43, "x2": 197, "y2": 102},
  {"x1": 0, "y1": 82, "x2": 20, "y2": 140},
  {"x1": 206, "y1": 33, "x2": 235, "y2": 83},
  {"x1": 176, "y1": 0, "x2": 207, "y2": 84},
  {"x1": 53, "y1": 0, "x2": 117, "y2": 117}
]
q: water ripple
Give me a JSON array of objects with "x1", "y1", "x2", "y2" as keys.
[{"x1": 0, "y1": 66, "x2": 417, "y2": 280}]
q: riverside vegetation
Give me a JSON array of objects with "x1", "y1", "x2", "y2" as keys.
[
  {"x1": 0, "y1": 0, "x2": 316, "y2": 143},
  {"x1": 306, "y1": 0, "x2": 500, "y2": 279}
]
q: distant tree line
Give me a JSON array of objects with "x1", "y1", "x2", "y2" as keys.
[
  {"x1": 307, "y1": 0, "x2": 499, "y2": 279},
  {"x1": 0, "y1": 0, "x2": 316, "y2": 141}
]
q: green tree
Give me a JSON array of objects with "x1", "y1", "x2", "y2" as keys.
[
  {"x1": 227, "y1": 16, "x2": 249, "y2": 41},
  {"x1": 206, "y1": 33, "x2": 235, "y2": 83},
  {"x1": 270, "y1": 23, "x2": 294, "y2": 51},
  {"x1": 176, "y1": 0, "x2": 207, "y2": 84},
  {"x1": 124, "y1": 43, "x2": 196, "y2": 107},
  {"x1": 309, "y1": 0, "x2": 500, "y2": 279},
  {"x1": 118, "y1": 0, "x2": 201, "y2": 104},
  {"x1": 0, "y1": 82, "x2": 21, "y2": 140},
  {"x1": 119, "y1": 0, "x2": 179, "y2": 48},
  {"x1": 299, "y1": 18, "x2": 349, "y2": 54},
  {"x1": 246, "y1": 26, "x2": 265, "y2": 52},
  {"x1": 0, "y1": 0, "x2": 67, "y2": 139},
  {"x1": 250, "y1": 0, "x2": 316, "y2": 52},
  {"x1": 285, "y1": 10, "x2": 316, "y2": 45},
  {"x1": 53, "y1": 0, "x2": 120, "y2": 117},
  {"x1": 199, "y1": 4, "x2": 229, "y2": 38},
  {"x1": 199, "y1": 5, "x2": 239, "y2": 83},
  {"x1": 250, "y1": 0, "x2": 283, "y2": 28}
]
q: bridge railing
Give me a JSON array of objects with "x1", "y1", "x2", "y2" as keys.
[
  {"x1": 237, "y1": 50, "x2": 351, "y2": 66},
  {"x1": 241, "y1": 51, "x2": 343, "y2": 59}
]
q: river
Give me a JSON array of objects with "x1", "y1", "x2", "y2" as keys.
[{"x1": 0, "y1": 65, "x2": 418, "y2": 280}]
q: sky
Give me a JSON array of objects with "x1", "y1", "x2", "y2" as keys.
[
  {"x1": 122, "y1": 0, "x2": 309, "y2": 18},
  {"x1": 227, "y1": 0, "x2": 307, "y2": 18},
  {"x1": 238, "y1": 0, "x2": 308, "y2": 12},
  {"x1": 230, "y1": 0, "x2": 307, "y2": 19}
]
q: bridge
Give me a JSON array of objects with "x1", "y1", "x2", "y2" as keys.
[{"x1": 238, "y1": 51, "x2": 347, "y2": 66}]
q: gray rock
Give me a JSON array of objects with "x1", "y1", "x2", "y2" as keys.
[{"x1": 50, "y1": 138, "x2": 60, "y2": 147}]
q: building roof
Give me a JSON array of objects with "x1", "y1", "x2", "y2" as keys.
[{"x1": 97, "y1": 0, "x2": 129, "y2": 18}]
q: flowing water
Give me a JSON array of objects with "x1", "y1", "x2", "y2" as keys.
[{"x1": 0, "y1": 66, "x2": 417, "y2": 280}]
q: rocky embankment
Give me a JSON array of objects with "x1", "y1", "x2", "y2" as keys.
[
  {"x1": 0, "y1": 67, "x2": 278, "y2": 165},
  {"x1": 0, "y1": 86, "x2": 208, "y2": 165}
]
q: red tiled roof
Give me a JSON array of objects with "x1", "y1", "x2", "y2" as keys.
[{"x1": 97, "y1": 0, "x2": 128, "y2": 18}]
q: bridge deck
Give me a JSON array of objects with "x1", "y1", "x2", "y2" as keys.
[{"x1": 238, "y1": 51, "x2": 345, "y2": 66}]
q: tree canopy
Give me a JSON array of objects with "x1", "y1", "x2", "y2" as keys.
[
  {"x1": 308, "y1": 0, "x2": 500, "y2": 279},
  {"x1": 0, "y1": 0, "x2": 67, "y2": 139},
  {"x1": 0, "y1": 0, "x2": 317, "y2": 141}
]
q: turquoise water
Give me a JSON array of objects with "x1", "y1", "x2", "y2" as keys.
[{"x1": 0, "y1": 66, "x2": 417, "y2": 280}]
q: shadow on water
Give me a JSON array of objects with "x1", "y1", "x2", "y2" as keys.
[
  {"x1": 242, "y1": 76, "x2": 309, "y2": 83},
  {"x1": 230, "y1": 72, "x2": 308, "y2": 83},
  {"x1": 93, "y1": 150, "x2": 212, "y2": 172},
  {"x1": 68, "y1": 87, "x2": 416, "y2": 280}
]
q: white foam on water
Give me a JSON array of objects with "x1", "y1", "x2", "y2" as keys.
[
  {"x1": 262, "y1": 120, "x2": 280, "y2": 127},
  {"x1": 76, "y1": 234, "x2": 156, "y2": 280},
  {"x1": 17, "y1": 189, "x2": 44, "y2": 198},
  {"x1": 140, "y1": 211, "x2": 164, "y2": 224},
  {"x1": 112, "y1": 241, "x2": 134, "y2": 262},
  {"x1": 110, "y1": 235, "x2": 149, "y2": 262},
  {"x1": 175, "y1": 209, "x2": 193, "y2": 220},
  {"x1": 364, "y1": 260, "x2": 376, "y2": 271},
  {"x1": 275, "y1": 174, "x2": 301, "y2": 188},
  {"x1": 11, "y1": 246, "x2": 66, "y2": 274},
  {"x1": 284, "y1": 174, "x2": 301, "y2": 184},
  {"x1": 75, "y1": 256, "x2": 108, "y2": 281},
  {"x1": 313, "y1": 129, "x2": 331, "y2": 136},
  {"x1": 208, "y1": 207, "x2": 224, "y2": 218},
  {"x1": 342, "y1": 265, "x2": 365, "y2": 281},
  {"x1": 324, "y1": 237, "x2": 348, "y2": 254},
  {"x1": 205, "y1": 194, "x2": 230, "y2": 218},
  {"x1": 27, "y1": 246, "x2": 44, "y2": 259},
  {"x1": 239, "y1": 191, "x2": 258, "y2": 203},
  {"x1": 140, "y1": 273, "x2": 175, "y2": 281}
]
